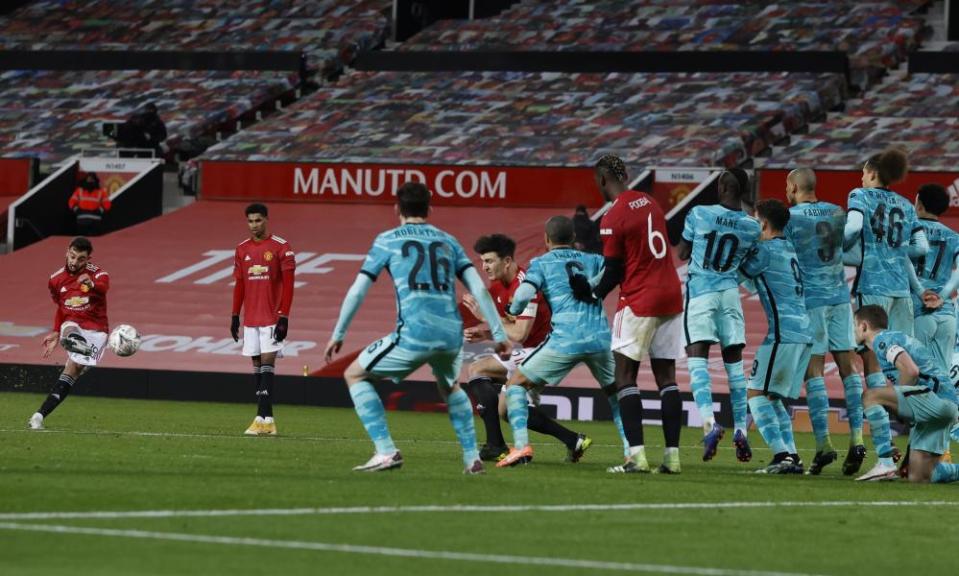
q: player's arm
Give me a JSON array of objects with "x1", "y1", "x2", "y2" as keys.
[
  {"x1": 938, "y1": 253, "x2": 959, "y2": 300},
  {"x1": 273, "y1": 249, "x2": 296, "y2": 342},
  {"x1": 909, "y1": 226, "x2": 929, "y2": 258},
  {"x1": 329, "y1": 273, "x2": 373, "y2": 343},
  {"x1": 843, "y1": 209, "x2": 863, "y2": 250},
  {"x1": 230, "y1": 249, "x2": 244, "y2": 341},
  {"x1": 888, "y1": 344, "x2": 919, "y2": 387},
  {"x1": 678, "y1": 208, "x2": 696, "y2": 261},
  {"x1": 507, "y1": 281, "x2": 537, "y2": 318},
  {"x1": 460, "y1": 267, "x2": 508, "y2": 344}
]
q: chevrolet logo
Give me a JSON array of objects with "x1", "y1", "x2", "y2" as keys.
[
  {"x1": 64, "y1": 296, "x2": 89, "y2": 307},
  {"x1": 248, "y1": 265, "x2": 269, "y2": 276}
]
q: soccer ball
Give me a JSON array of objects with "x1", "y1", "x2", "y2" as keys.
[{"x1": 108, "y1": 324, "x2": 141, "y2": 357}]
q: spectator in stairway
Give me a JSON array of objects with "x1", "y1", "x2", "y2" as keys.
[
  {"x1": 115, "y1": 102, "x2": 167, "y2": 158},
  {"x1": 572, "y1": 204, "x2": 602, "y2": 253},
  {"x1": 69, "y1": 172, "x2": 111, "y2": 236}
]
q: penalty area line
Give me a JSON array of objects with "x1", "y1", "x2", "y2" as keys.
[
  {"x1": 1, "y1": 500, "x2": 957, "y2": 521},
  {"x1": 0, "y1": 521, "x2": 827, "y2": 576}
]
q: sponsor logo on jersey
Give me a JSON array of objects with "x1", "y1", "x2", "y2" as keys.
[
  {"x1": 263, "y1": 251, "x2": 273, "y2": 261},
  {"x1": 244, "y1": 255, "x2": 251, "y2": 261},
  {"x1": 64, "y1": 296, "x2": 89, "y2": 307},
  {"x1": 600, "y1": 228, "x2": 612, "y2": 236},
  {"x1": 248, "y1": 265, "x2": 269, "y2": 276}
]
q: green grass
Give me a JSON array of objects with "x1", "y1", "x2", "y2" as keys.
[{"x1": 1, "y1": 391, "x2": 957, "y2": 576}]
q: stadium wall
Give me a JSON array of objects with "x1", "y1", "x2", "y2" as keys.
[
  {"x1": 200, "y1": 160, "x2": 604, "y2": 208},
  {"x1": 6, "y1": 160, "x2": 78, "y2": 251},
  {"x1": 0, "y1": 157, "x2": 35, "y2": 196}
]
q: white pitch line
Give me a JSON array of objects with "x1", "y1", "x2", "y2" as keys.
[
  {"x1": 1, "y1": 500, "x2": 956, "y2": 521},
  {"x1": 0, "y1": 521, "x2": 827, "y2": 576}
]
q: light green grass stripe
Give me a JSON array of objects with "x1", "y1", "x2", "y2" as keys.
[{"x1": 0, "y1": 521, "x2": 827, "y2": 576}]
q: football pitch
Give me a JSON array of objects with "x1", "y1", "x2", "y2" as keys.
[{"x1": 1, "y1": 392, "x2": 957, "y2": 576}]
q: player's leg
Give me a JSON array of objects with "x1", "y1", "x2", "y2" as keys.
[
  {"x1": 803, "y1": 307, "x2": 835, "y2": 474},
  {"x1": 241, "y1": 326, "x2": 265, "y2": 435},
  {"x1": 430, "y1": 350, "x2": 483, "y2": 473},
  {"x1": 256, "y1": 351, "x2": 278, "y2": 434},
  {"x1": 30, "y1": 326, "x2": 105, "y2": 429},
  {"x1": 588, "y1": 350, "x2": 648, "y2": 474},
  {"x1": 718, "y1": 287, "x2": 749, "y2": 460},
  {"x1": 746, "y1": 342, "x2": 797, "y2": 473},
  {"x1": 464, "y1": 355, "x2": 508, "y2": 458},
  {"x1": 648, "y1": 314, "x2": 685, "y2": 473},
  {"x1": 932, "y1": 314, "x2": 956, "y2": 376},
  {"x1": 684, "y1": 292, "x2": 721, "y2": 443},
  {"x1": 856, "y1": 295, "x2": 898, "y2": 470},
  {"x1": 498, "y1": 370, "x2": 538, "y2": 468},
  {"x1": 344, "y1": 336, "x2": 412, "y2": 472},
  {"x1": 855, "y1": 385, "x2": 903, "y2": 481},
  {"x1": 30, "y1": 359, "x2": 84, "y2": 429}
]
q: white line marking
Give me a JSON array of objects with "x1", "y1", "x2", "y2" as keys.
[
  {"x1": 2, "y1": 500, "x2": 955, "y2": 521},
  {"x1": 0, "y1": 521, "x2": 827, "y2": 576}
]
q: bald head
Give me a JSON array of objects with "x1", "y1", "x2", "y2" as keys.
[
  {"x1": 545, "y1": 215, "x2": 575, "y2": 246},
  {"x1": 788, "y1": 168, "x2": 816, "y2": 193}
]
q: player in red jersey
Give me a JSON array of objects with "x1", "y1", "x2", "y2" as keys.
[
  {"x1": 463, "y1": 234, "x2": 591, "y2": 462},
  {"x1": 570, "y1": 155, "x2": 686, "y2": 473},
  {"x1": 28, "y1": 237, "x2": 109, "y2": 430},
  {"x1": 231, "y1": 203, "x2": 296, "y2": 436}
]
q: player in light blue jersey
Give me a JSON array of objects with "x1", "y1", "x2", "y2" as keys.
[
  {"x1": 843, "y1": 149, "x2": 935, "y2": 474},
  {"x1": 678, "y1": 169, "x2": 760, "y2": 462},
  {"x1": 740, "y1": 199, "x2": 811, "y2": 474},
  {"x1": 497, "y1": 216, "x2": 642, "y2": 473},
  {"x1": 784, "y1": 168, "x2": 866, "y2": 476},
  {"x1": 854, "y1": 305, "x2": 959, "y2": 483},
  {"x1": 911, "y1": 184, "x2": 959, "y2": 373},
  {"x1": 325, "y1": 182, "x2": 510, "y2": 474}
]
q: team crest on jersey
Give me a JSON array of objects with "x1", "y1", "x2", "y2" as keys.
[
  {"x1": 263, "y1": 251, "x2": 274, "y2": 261},
  {"x1": 80, "y1": 283, "x2": 90, "y2": 293}
]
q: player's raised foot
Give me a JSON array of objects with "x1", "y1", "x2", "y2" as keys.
[
  {"x1": 27, "y1": 412, "x2": 44, "y2": 430},
  {"x1": 60, "y1": 333, "x2": 93, "y2": 356},
  {"x1": 244, "y1": 417, "x2": 264, "y2": 436},
  {"x1": 855, "y1": 461, "x2": 899, "y2": 482},
  {"x1": 353, "y1": 451, "x2": 403, "y2": 472},
  {"x1": 479, "y1": 442, "x2": 509, "y2": 462},
  {"x1": 701, "y1": 422, "x2": 725, "y2": 461},
  {"x1": 463, "y1": 459, "x2": 485, "y2": 475},
  {"x1": 496, "y1": 445, "x2": 534, "y2": 468},
  {"x1": 842, "y1": 444, "x2": 867, "y2": 476},
  {"x1": 565, "y1": 434, "x2": 592, "y2": 463},
  {"x1": 607, "y1": 456, "x2": 650, "y2": 474},
  {"x1": 806, "y1": 449, "x2": 838, "y2": 476},
  {"x1": 733, "y1": 429, "x2": 752, "y2": 462}
]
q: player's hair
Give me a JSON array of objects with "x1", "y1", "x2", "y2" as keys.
[
  {"x1": 917, "y1": 183, "x2": 950, "y2": 216},
  {"x1": 396, "y1": 181, "x2": 430, "y2": 217},
  {"x1": 69, "y1": 236, "x2": 93, "y2": 255},
  {"x1": 473, "y1": 234, "x2": 516, "y2": 259},
  {"x1": 245, "y1": 203, "x2": 268, "y2": 217},
  {"x1": 545, "y1": 215, "x2": 575, "y2": 245},
  {"x1": 864, "y1": 148, "x2": 908, "y2": 186},
  {"x1": 595, "y1": 154, "x2": 628, "y2": 183},
  {"x1": 718, "y1": 168, "x2": 749, "y2": 199},
  {"x1": 755, "y1": 199, "x2": 790, "y2": 232},
  {"x1": 787, "y1": 167, "x2": 816, "y2": 193},
  {"x1": 854, "y1": 305, "x2": 888, "y2": 330}
]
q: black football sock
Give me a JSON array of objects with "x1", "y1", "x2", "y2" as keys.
[
  {"x1": 659, "y1": 384, "x2": 682, "y2": 449},
  {"x1": 258, "y1": 364, "x2": 275, "y2": 418},
  {"x1": 527, "y1": 405, "x2": 578, "y2": 448},
  {"x1": 38, "y1": 373, "x2": 76, "y2": 417},
  {"x1": 616, "y1": 386, "x2": 645, "y2": 448},
  {"x1": 466, "y1": 376, "x2": 505, "y2": 447}
]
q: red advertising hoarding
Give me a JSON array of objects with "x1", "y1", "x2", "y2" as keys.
[
  {"x1": 200, "y1": 160, "x2": 604, "y2": 208},
  {"x1": 759, "y1": 169, "x2": 959, "y2": 215},
  {"x1": 0, "y1": 157, "x2": 34, "y2": 196}
]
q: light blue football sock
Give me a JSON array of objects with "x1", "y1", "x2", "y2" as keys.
[
  {"x1": 687, "y1": 356, "x2": 714, "y2": 428},
  {"x1": 842, "y1": 374, "x2": 865, "y2": 445},
  {"x1": 725, "y1": 361, "x2": 748, "y2": 434},
  {"x1": 349, "y1": 381, "x2": 396, "y2": 455},
  {"x1": 772, "y1": 400, "x2": 797, "y2": 455},
  {"x1": 932, "y1": 462, "x2": 959, "y2": 483},
  {"x1": 865, "y1": 372, "x2": 887, "y2": 389},
  {"x1": 747, "y1": 395, "x2": 787, "y2": 455},
  {"x1": 505, "y1": 385, "x2": 530, "y2": 450},
  {"x1": 606, "y1": 390, "x2": 629, "y2": 457},
  {"x1": 446, "y1": 388, "x2": 480, "y2": 466},
  {"x1": 805, "y1": 377, "x2": 833, "y2": 451},
  {"x1": 864, "y1": 404, "x2": 894, "y2": 466}
]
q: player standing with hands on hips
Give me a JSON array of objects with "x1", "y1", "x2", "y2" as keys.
[{"x1": 231, "y1": 203, "x2": 296, "y2": 436}]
